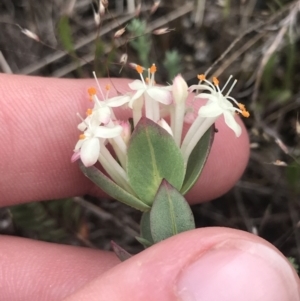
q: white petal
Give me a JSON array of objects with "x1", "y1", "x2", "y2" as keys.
[
  {"x1": 80, "y1": 138, "x2": 100, "y2": 167},
  {"x1": 129, "y1": 90, "x2": 145, "y2": 108},
  {"x1": 94, "y1": 125, "x2": 123, "y2": 138},
  {"x1": 195, "y1": 93, "x2": 217, "y2": 102},
  {"x1": 78, "y1": 121, "x2": 88, "y2": 131},
  {"x1": 74, "y1": 139, "x2": 84, "y2": 151},
  {"x1": 223, "y1": 111, "x2": 242, "y2": 137},
  {"x1": 128, "y1": 80, "x2": 145, "y2": 90},
  {"x1": 189, "y1": 84, "x2": 215, "y2": 94},
  {"x1": 77, "y1": 115, "x2": 92, "y2": 131},
  {"x1": 107, "y1": 95, "x2": 130, "y2": 107},
  {"x1": 97, "y1": 107, "x2": 111, "y2": 124},
  {"x1": 146, "y1": 87, "x2": 172, "y2": 105},
  {"x1": 198, "y1": 102, "x2": 223, "y2": 117}
]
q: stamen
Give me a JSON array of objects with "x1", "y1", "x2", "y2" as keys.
[
  {"x1": 136, "y1": 65, "x2": 144, "y2": 74},
  {"x1": 79, "y1": 134, "x2": 86, "y2": 140},
  {"x1": 76, "y1": 113, "x2": 88, "y2": 126},
  {"x1": 105, "y1": 84, "x2": 111, "y2": 91},
  {"x1": 145, "y1": 77, "x2": 150, "y2": 83},
  {"x1": 92, "y1": 71, "x2": 105, "y2": 100},
  {"x1": 221, "y1": 75, "x2": 233, "y2": 93},
  {"x1": 241, "y1": 110, "x2": 250, "y2": 118},
  {"x1": 86, "y1": 108, "x2": 93, "y2": 116},
  {"x1": 238, "y1": 103, "x2": 245, "y2": 111},
  {"x1": 197, "y1": 74, "x2": 206, "y2": 81},
  {"x1": 88, "y1": 87, "x2": 97, "y2": 96},
  {"x1": 225, "y1": 79, "x2": 237, "y2": 96},
  {"x1": 150, "y1": 64, "x2": 157, "y2": 74},
  {"x1": 212, "y1": 77, "x2": 219, "y2": 86}
]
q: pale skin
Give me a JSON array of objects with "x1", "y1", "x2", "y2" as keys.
[{"x1": 0, "y1": 74, "x2": 299, "y2": 300}]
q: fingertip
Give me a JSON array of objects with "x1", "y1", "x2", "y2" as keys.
[{"x1": 63, "y1": 228, "x2": 299, "y2": 301}]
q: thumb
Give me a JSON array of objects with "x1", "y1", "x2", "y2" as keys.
[{"x1": 63, "y1": 228, "x2": 300, "y2": 301}]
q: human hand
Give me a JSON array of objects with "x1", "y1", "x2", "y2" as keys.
[{"x1": 0, "y1": 74, "x2": 299, "y2": 300}]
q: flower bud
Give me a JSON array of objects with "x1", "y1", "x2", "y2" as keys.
[
  {"x1": 153, "y1": 27, "x2": 174, "y2": 35},
  {"x1": 114, "y1": 27, "x2": 126, "y2": 38},
  {"x1": 117, "y1": 120, "x2": 131, "y2": 144},
  {"x1": 172, "y1": 74, "x2": 188, "y2": 104},
  {"x1": 21, "y1": 29, "x2": 40, "y2": 41}
]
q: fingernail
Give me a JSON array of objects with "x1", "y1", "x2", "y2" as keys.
[{"x1": 176, "y1": 240, "x2": 300, "y2": 301}]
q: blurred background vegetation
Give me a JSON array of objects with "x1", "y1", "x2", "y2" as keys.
[{"x1": 0, "y1": 0, "x2": 300, "y2": 270}]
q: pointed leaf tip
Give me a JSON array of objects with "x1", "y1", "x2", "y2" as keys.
[{"x1": 150, "y1": 180, "x2": 195, "y2": 243}]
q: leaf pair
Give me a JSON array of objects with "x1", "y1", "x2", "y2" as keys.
[{"x1": 80, "y1": 117, "x2": 214, "y2": 211}]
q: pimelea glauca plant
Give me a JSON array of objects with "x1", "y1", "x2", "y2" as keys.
[{"x1": 72, "y1": 64, "x2": 250, "y2": 251}]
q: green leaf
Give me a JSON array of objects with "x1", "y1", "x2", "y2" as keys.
[
  {"x1": 135, "y1": 236, "x2": 153, "y2": 248},
  {"x1": 111, "y1": 241, "x2": 132, "y2": 261},
  {"x1": 139, "y1": 212, "x2": 154, "y2": 246},
  {"x1": 127, "y1": 118, "x2": 185, "y2": 206},
  {"x1": 180, "y1": 125, "x2": 215, "y2": 195},
  {"x1": 150, "y1": 180, "x2": 195, "y2": 243},
  {"x1": 286, "y1": 162, "x2": 300, "y2": 193},
  {"x1": 79, "y1": 161, "x2": 150, "y2": 212},
  {"x1": 58, "y1": 15, "x2": 75, "y2": 54}
]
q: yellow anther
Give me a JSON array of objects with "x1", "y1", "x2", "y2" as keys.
[
  {"x1": 105, "y1": 84, "x2": 111, "y2": 91},
  {"x1": 86, "y1": 108, "x2": 93, "y2": 116},
  {"x1": 88, "y1": 87, "x2": 97, "y2": 96},
  {"x1": 150, "y1": 64, "x2": 157, "y2": 74},
  {"x1": 212, "y1": 77, "x2": 219, "y2": 86},
  {"x1": 136, "y1": 65, "x2": 144, "y2": 74},
  {"x1": 79, "y1": 134, "x2": 86, "y2": 140},
  {"x1": 197, "y1": 74, "x2": 206, "y2": 81}
]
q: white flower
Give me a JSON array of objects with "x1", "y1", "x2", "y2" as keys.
[
  {"x1": 128, "y1": 64, "x2": 172, "y2": 123},
  {"x1": 74, "y1": 123, "x2": 123, "y2": 167},
  {"x1": 181, "y1": 75, "x2": 249, "y2": 164},
  {"x1": 78, "y1": 86, "x2": 131, "y2": 131},
  {"x1": 189, "y1": 74, "x2": 249, "y2": 136}
]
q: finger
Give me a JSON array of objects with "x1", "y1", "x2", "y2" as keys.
[
  {"x1": 63, "y1": 228, "x2": 299, "y2": 301},
  {"x1": 0, "y1": 235, "x2": 120, "y2": 300},
  {"x1": 0, "y1": 74, "x2": 249, "y2": 206}
]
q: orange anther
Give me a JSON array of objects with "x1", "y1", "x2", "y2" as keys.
[
  {"x1": 212, "y1": 77, "x2": 219, "y2": 86},
  {"x1": 88, "y1": 87, "x2": 97, "y2": 96},
  {"x1": 150, "y1": 64, "x2": 157, "y2": 74},
  {"x1": 105, "y1": 84, "x2": 111, "y2": 91},
  {"x1": 86, "y1": 108, "x2": 93, "y2": 116},
  {"x1": 79, "y1": 134, "x2": 86, "y2": 140},
  {"x1": 197, "y1": 74, "x2": 206, "y2": 81},
  {"x1": 145, "y1": 77, "x2": 150, "y2": 83},
  {"x1": 136, "y1": 65, "x2": 144, "y2": 74},
  {"x1": 238, "y1": 103, "x2": 245, "y2": 111},
  {"x1": 242, "y1": 110, "x2": 250, "y2": 118}
]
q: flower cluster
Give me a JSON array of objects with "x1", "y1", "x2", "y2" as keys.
[{"x1": 72, "y1": 65, "x2": 249, "y2": 190}]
